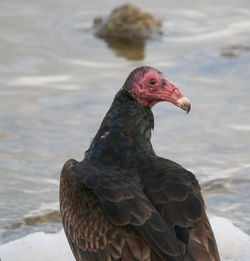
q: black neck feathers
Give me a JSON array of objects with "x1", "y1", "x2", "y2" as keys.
[{"x1": 86, "y1": 89, "x2": 155, "y2": 167}]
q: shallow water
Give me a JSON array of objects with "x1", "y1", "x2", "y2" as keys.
[{"x1": 0, "y1": 0, "x2": 250, "y2": 245}]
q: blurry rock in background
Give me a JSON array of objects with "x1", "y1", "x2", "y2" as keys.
[
  {"x1": 221, "y1": 45, "x2": 250, "y2": 58},
  {"x1": 93, "y1": 3, "x2": 162, "y2": 60},
  {"x1": 94, "y1": 3, "x2": 162, "y2": 41}
]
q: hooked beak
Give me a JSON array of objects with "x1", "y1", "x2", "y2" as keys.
[
  {"x1": 163, "y1": 79, "x2": 191, "y2": 113},
  {"x1": 177, "y1": 97, "x2": 191, "y2": 114},
  {"x1": 161, "y1": 76, "x2": 191, "y2": 113}
]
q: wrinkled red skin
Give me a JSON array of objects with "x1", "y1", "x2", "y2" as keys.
[{"x1": 132, "y1": 70, "x2": 185, "y2": 108}]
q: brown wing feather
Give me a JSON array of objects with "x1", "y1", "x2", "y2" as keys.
[
  {"x1": 188, "y1": 212, "x2": 220, "y2": 261},
  {"x1": 60, "y1": 159, "x2": 124, "y2": 261}
]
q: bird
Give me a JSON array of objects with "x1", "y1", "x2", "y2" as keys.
[{"x1": 59, "y1": 66, "x2": 220, "y2": 261}]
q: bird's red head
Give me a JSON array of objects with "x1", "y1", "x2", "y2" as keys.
[{"x1": 123, "y1": 66, "x2": 191, "y2": 113}]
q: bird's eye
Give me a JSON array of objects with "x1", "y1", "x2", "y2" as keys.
[{"x1": 149, "y1": 78, "x2": 157, "y2": 85}]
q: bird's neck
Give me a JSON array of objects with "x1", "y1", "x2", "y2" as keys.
[{"x1": 86, "y1": 89, "x2": 155, "y2": 166}]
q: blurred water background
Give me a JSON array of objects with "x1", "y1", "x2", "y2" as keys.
[{"x1": 0, "y1": 0, "x2": 250, "y2": 247}]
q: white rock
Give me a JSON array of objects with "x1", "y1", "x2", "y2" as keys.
[{"x1": 210, "y1": 216, "x2": 250, "y2": 261}]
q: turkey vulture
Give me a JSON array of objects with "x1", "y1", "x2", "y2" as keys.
[{"x1": 60, "y1": 66, "x2": 220, "y2": 261}]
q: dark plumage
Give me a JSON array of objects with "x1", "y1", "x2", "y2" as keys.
[{"x1": 60, "y1": 66, "x2": 220, "y2": 261}]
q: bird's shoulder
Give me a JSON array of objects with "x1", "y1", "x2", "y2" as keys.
[{"x1": 141, "y1": 156, "x2": 204, "y2": 227}]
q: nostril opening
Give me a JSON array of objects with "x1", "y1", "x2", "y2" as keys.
[{"x1": 174, "y1": 88, "x2": 180, "y2": 95}]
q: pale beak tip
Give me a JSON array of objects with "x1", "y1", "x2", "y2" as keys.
[{"x1": 177, "y1": 97, "x2": 191, "y2": 114}]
